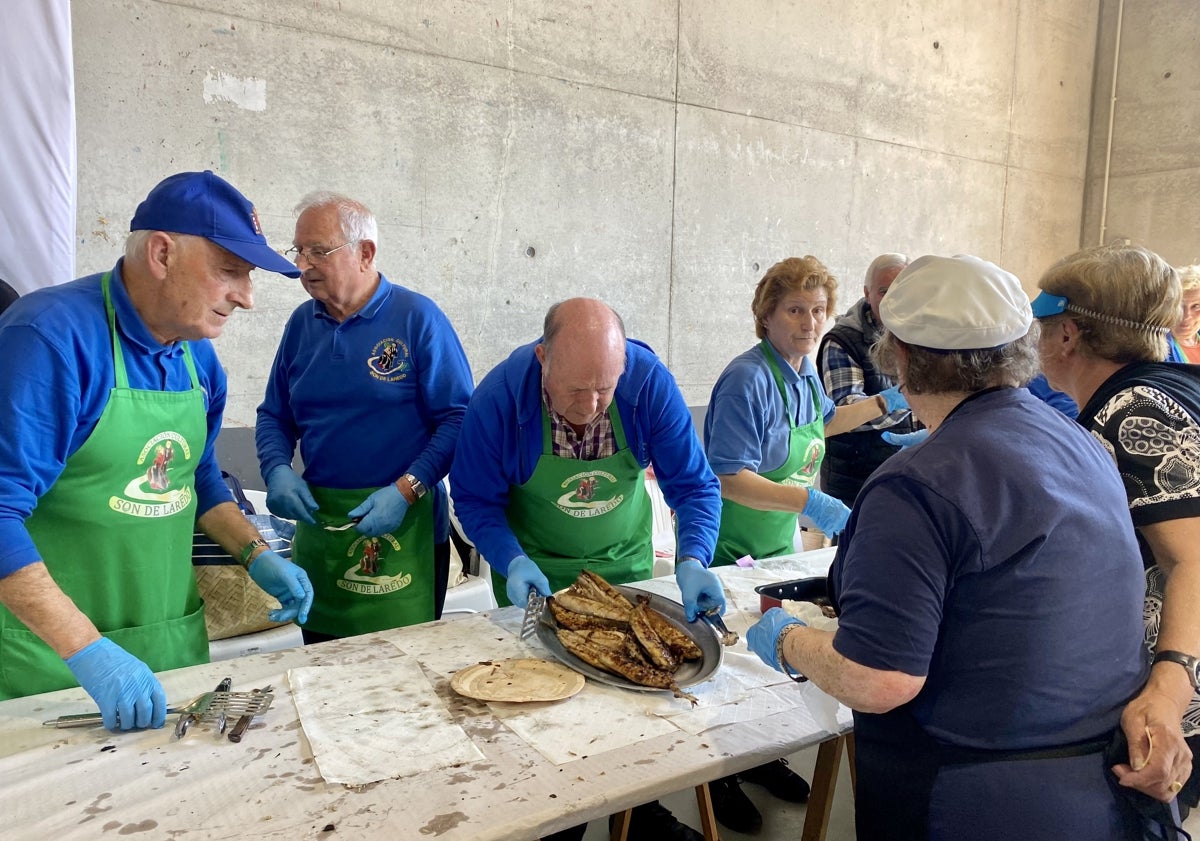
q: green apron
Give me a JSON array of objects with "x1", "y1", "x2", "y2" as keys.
[
  {"x1": 293, "y1": 485, "x2": 436, "y2": 636},
  {"x1": 0, "y1": 272, "x2": 209, "y2": 699},
  {"x1": 713, "y1": 339, "x2": 826, "y2": 566},
  {"x1": 495, "y1": 403, "x2": 653, "y2": 607}
]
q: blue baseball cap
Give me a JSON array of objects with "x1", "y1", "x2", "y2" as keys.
[{"x1": 130, "y1": 171, "x2": 300, "y2": 278}]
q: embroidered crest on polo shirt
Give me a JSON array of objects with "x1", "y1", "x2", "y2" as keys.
[
  {"x1": 367, "y1": 337, "x2": 411, "y2": 382},
  {"x1": 555, "y1": 470, "x2": 625, "y2": 518},
  {"x1": 108, "y1": 432, "x2": 194, "y2": 518},
  {"x1": 337, "y1": 533, "x2": 412, "y2": 595}
]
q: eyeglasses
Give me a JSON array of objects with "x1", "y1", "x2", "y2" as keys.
[{"x1": 283, "y1": 241, "x2": 356, "y2": 264}]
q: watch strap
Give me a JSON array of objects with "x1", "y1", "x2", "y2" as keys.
[
  {"x1": 403, "y1": 473, "x2": 427, "y2": 499},
  {"x1": 239, "y1": 538, "x2": 269, "y2": 568},
  {"x1": 1152, "y1": 649, "x2": 1200, "y2": 691}
]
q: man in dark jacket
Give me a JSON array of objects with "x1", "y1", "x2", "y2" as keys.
[{"x1": 816, "y1": 253, "x2": 917, "y2": 504}]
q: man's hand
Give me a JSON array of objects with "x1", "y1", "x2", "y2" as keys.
[
  {"x1": 248, "y1": 550, "x2": 314, "y2": 624},
  {"x1": 1112, "y1": 688, "x2": 1193, "y2": 802},
  {"x1": 802, "y1": 488, "x2": 851, "y2": 537},
  {"x1": 64, "y1": 638, "x2": 167, "y2": 730},
  {"x1": 746, "y1": 607, "x2": 806, "y2": 672},
  {"x1": 505, "y1": 555, "x2": 551, "y2": 607},
  {"x1": 264, "y1": 465, "x2": 319, "y2": 524},
  {"x1": 349, "y1": 484, "x2": 410, "y2": 537},
  {"x1": 675, "y1": 558, "x2": 726, "y2": 622}
]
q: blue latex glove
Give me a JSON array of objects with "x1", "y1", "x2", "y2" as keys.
[
  {"x1": 349, "y1": 483, "x2": 410, "y2": 537},
  {"x1": 249, "y1": 549, "x2": 314, "y2": 624},
  {"x1": 264, "y1": 465, "x2": 319, "y2": 525},
  {"x1": 802, "y1": 488, "x2": 851, "y2": 536},
  {"x1": 675, "y1": 558, "x2": 726, "y2": 622},
  {"x1": 747, "y1": 607, "x2": 807, "y2": 672},
  {"x1": 878, "y1": 385, "x2": 909, "y2": 413},
  {"x1": 505, "y1": 554, "x2": 551, "y2": 607},
  {"x1": 64, "y1": 637, "x2": 166, "y2": 730},
  {"x1": 882, "y1": 428, "x2": 930, "y2": 449}
]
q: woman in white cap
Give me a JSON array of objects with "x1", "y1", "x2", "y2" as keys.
[
  {"x1": 1035, "y1": 243, "x2": 1199, "y2": 815},
  {"x1": 745, "y1": 255, "x2": 1160, "y2": 839}
]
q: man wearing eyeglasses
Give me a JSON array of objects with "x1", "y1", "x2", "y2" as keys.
[
  {"x1": 256, "y1": 192, "x2": 474, "y2": 642},
  {"x1": 0, "y1": 171, "x2": 313, "y2": 728}
]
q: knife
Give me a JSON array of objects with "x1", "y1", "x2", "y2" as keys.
[{"x1": 228, "y1": 685, "x2": 270, "y2": 743}]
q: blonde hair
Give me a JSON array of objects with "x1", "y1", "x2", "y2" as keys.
[
  {"x1": 751, "y1": 256, "x2": 838, "y2": 339},
  {"x1": 1178, "y1": 264, "x2": 1200, "y2": 294},
  {"x1": 1036, "y1": 244, "x2": 1178, "y2": 364}
]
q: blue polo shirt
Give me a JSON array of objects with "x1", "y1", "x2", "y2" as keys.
[
  {"x1": 704, "y1": 342, "x2": 834, "y2": 476},
  {"x1": 256, "y1": 274, "x2": 474, "y2": 539}
]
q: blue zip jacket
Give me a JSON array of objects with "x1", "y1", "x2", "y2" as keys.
[{"x1": 449, "y1": 338, "x2": 720, "y2": 576}]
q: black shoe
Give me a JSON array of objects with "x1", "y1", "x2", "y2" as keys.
[
  {"x1": 709, "y1": 774, "x2": 763, "y2": 834},
  {"x1": 611, "y1": 801, "x2": 703, "y2": 841},
  {"x1": 739, "y1": 758, "x2": 811, "y2": 803}
]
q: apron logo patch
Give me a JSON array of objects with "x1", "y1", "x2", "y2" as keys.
[
  {"x1": 109, "y1": 432, "x2": 195, "y2": 518},
  {"x1": 555, "y1": 470, "x2": 624, "y2": 518},
  {"x1": 336, "y1": 534, "x2": 412, "y2": 595},
  {"x1": 781, "y1": 440, "x2": 825, "y2": 488},
  {"x1": 367, "y1": 337, "x2": 411, "y2": 382}
]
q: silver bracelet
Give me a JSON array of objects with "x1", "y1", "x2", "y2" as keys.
[{"x1": 776, "y1": 625, "x2": 808, "y2": 683}]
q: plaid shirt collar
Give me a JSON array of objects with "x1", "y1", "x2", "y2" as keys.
[{"x1": 542, "y1": 387, "x2": 617, "y2": 460}]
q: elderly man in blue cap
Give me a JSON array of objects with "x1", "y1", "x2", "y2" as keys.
[{"x1": 0, "y1": 171, "x2": 313, "y2": 730}]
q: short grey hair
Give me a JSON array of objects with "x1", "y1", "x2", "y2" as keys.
[
  {"x1": 872, "y1": 324, "x2": 1042, "y2": 395},
  {"x1": 294, "y1": 191, "x2": 379, "y2": 255},
  {"x1": 865, "y1": 253, "x2": 908, "y2": 287},
  {"x1": 124, "y1": 229, "x2": 155, "y2": 262}
]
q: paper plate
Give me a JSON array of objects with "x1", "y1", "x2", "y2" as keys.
[{"x1": 450, "y1": 658, "x2": 586, "y2": 703}]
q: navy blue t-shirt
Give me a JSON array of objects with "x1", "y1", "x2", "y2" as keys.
[{"x1": 830, "y1": 387, "x2": 1147, "y2": 749}]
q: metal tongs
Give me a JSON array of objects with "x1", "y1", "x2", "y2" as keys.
[
  {"x1": 699, "y1": 607, "x2": 739, "y2": 646},
  {"x1": 519, "y1": 588, "x2": 547, "y2": 640}
]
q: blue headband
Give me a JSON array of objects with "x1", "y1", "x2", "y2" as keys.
[{"x1": 1030, "y1": 291, "x2": 1068, "y2": 318}]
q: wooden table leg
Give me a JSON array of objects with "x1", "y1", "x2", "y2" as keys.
[
  {"x1": 801, "y1": 735, "x2": 846, "y2": 841},
  {"x1": 694, "y1": 782, "x2": 721, "y2": 841},
  {"x1": 609, "y1": 809, "x2": 632, "y2": 841}
]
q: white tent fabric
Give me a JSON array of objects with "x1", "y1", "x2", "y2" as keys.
[{"x1": 0, "y1": 0, "x2": 75, "y2": 295}]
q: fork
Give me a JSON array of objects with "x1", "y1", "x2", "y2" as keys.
[
  {"x1": 43, "y1": 689, "x2": 274, "y2": 728},
  {"x1": 519, "y1": 588, "x2": 547, "y2": 640}
]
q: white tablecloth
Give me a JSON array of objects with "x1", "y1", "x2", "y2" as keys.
[{"x1": 0, "y1": 549, "x2": 847, "y2": 840}]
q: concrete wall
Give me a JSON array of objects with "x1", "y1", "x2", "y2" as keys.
[
  {"x1": 72, "y1": 0, "x2": 1100, "y2": 423},
  {"x1": 1082, "y1": 0, "x2": 1200, "y2": 267}
]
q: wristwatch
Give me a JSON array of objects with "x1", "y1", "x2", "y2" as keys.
[
  {"x1": 402, "y1": 473, "x2": 427, "y2": 500},
  {"x1": 1152, "y1": 650, "x2": 1200, "y2": 691},
  {"x1": 239, "y1": 537, "x2": 269, "y2": 568}
]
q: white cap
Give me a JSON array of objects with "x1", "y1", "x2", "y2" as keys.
[{"x1": 879, "y1": 254, "x2": 1032, "y2": 350}]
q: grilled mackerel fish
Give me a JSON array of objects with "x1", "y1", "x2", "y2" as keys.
[
  {"x1": 575, "y1": 569, "x2": 635, "y2": 611},
  {"x1": 630, "y1": 601, "x2": 679, "y2": 671},
  {"x1": 554, "y1": 592, "x2": 632, "y2": 624},
  {"x1": 557, "y1": 629, "x2": 698, "y2": 704},
  {"x1": 549, "y1": 597, "x2": 627, "y2": 631},
  {"x1": 637, "y1": 596, "x2": 703, "y2": 661}
]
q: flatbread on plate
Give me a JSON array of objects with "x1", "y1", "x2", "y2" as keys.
[{"x1": 451, "y1": 658, "x2": 586, "y2": 702}]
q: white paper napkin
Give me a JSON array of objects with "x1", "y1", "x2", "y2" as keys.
[{"x1": 289, "y1": 659, "x2": 483, "y2": 786}]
